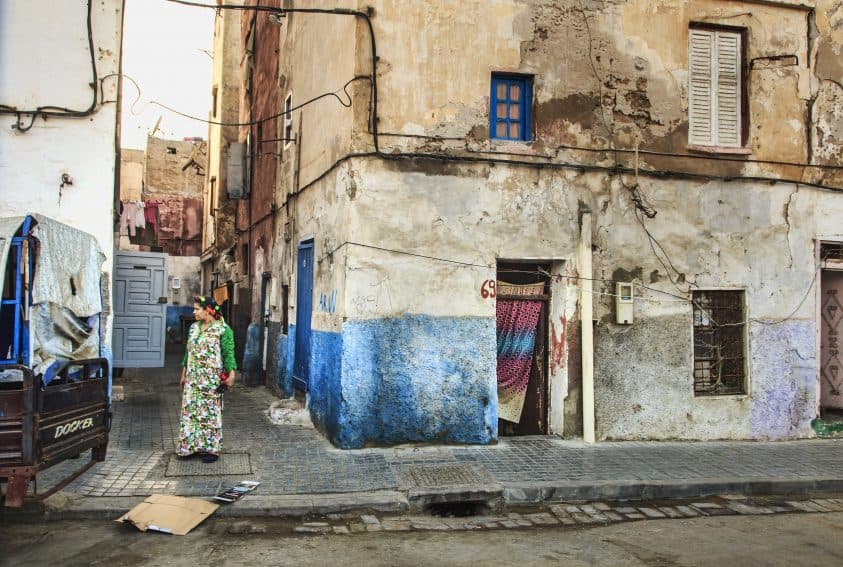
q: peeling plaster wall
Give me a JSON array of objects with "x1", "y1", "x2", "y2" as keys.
[
  {"x1": 368, "y1": 0, "x2": 814, "y2": 177},
  {"x1": 267, "y1": 1, "x2": 360, "y2": 317},
  {"x1": 590, "y1": 176, "x2": 832, "y2": 440},
  {"x1": 202, "y1": 7, "x2": 241, "y2": 259},
  {"x1": 267, "y1": 0, "x2": 842, "y2": 446},
  {"x1": 321, "y1": 161, "x2": 582, "y2": 446},
  {"x1": 812, "y1": 0, "x2": 843, "y2": 188},
  {"x1": 278, "y1": 166, "x2": 352, "y2": 414}
]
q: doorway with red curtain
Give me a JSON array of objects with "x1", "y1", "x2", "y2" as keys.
[{"x1": 496, "y1": 262, "x2": 550, "y2": 436}]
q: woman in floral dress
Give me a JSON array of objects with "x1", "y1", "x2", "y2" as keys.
[{"x1": 177, "y1": 296, "x2": 237, "y2": 463}]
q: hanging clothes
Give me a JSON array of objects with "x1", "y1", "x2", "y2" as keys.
[
  {"x1": 133, "y1": 200, "x2": 146, "y2": 232},
  {"x1": 144, "y1": 200, "x2": 160, "y2": 237},
  {"x1": 119, "y1": 200, "x2": 146, "y2": 237},
  {"x1": 119, "y1": 201, "x2": 136, "y2": 236}
]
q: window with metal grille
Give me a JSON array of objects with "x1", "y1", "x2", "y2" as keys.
[
  {"x1": 490, "y1": 74, "x2": 532, "y2": 141},
  {"x1": 693, "y1": 290, "x2": 746, "y2": 396},
  {"x1": 821, "y1": 242, "x2": 843, "y2": 262},
  {"x1": 688, "y1": 26, "x2": 745, "y2": 148}
]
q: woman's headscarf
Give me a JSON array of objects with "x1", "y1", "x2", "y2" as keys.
[{"x1": 195, "y1": 295, "x2": 224, "y2": 321}]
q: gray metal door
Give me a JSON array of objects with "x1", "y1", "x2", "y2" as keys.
[{"x1": 113, "y1": 251, "x2": 167, "y2": 368}]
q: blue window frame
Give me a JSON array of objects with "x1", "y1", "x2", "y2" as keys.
[{"x1": 490, "y1": 74, "x2": 532, "y2": 141}]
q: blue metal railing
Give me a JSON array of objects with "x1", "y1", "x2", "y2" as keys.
[{"x1": 1, "y1": 216, "x2": 33, "y2": 367}]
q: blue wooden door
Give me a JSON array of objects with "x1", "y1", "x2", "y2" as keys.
[{"x1": 293, "y1": 240, "x2": 314, "y2": 391}]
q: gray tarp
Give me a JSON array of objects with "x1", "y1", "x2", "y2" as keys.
[{"x1": 30, "y1": 214, "x2": 105, "y2": 317}]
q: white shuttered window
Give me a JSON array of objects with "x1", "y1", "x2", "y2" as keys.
[{"x1": 688, "y1": 28, "x2": 742, "y2": 148}]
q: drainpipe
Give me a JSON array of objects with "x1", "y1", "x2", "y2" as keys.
[{"x1": 578, "y1": 208, "x2": 596, "y2": 443}]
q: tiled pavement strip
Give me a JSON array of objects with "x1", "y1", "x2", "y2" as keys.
[
  {"x1": 285, "y1": 496, "x2": 843, "y2": 535},
  {"x1": 25, "y1": 352, "x2": 843, "y2": 518}
]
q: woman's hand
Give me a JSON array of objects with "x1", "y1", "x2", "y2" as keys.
[
  {"x1": 223, "y1": 370, "x2": 235, "y2": 389},
  {"x1": 180, "y1": 368, "x2": 187, "y2": 387}
]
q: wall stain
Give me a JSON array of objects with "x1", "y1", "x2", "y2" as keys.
[
  {"x1": 612, "y1": 266, "x2": 643, "y2": 283},
  {"x1": 551, "y1": 315, "x2": 567, "y2": 371},
  {"x1": 536, "y1": 93, "x2": 600, "y2": 134}
]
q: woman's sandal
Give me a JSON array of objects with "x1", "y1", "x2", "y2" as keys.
[{"x1": 202, "y1": 453, "x2": 219, "y2": 463}]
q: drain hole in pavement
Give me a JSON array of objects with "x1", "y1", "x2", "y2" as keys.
[{"x1": 426, "y1": 502, "x2": 487, "y2": 517}]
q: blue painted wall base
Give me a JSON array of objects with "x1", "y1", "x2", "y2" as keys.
[
  {"x1": 166, "y1": 305, "x2": 193, "y2": 342},
  {"x1": 241, "y1": 323, "x2": 263, "y2": 386},
  {"x1": 281, "y1": 314, "x2": 498, "y2": 449}
]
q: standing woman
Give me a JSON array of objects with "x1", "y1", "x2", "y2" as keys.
[{"x1": 177, "y1": 295, "x2": 237, "y2": 463}]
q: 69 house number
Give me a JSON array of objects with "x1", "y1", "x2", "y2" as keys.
[{"x1": 480, "y1": 279, "x2": 496, "y2": 299}]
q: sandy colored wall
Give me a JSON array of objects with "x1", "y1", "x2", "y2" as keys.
[{"x1": 120, "y1": 149, "x2": 145, "y2": 201}]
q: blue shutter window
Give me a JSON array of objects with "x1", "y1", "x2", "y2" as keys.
[{"x1": 490, "y1": 74, "x2": 532, "y2": 141}]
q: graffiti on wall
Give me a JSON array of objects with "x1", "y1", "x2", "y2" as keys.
[{"x1": 319, "y1": 290, "x2": 338, "y2": 313}]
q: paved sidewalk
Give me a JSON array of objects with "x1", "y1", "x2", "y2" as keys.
[{"x1": 11, "y1": 351, "x2": 843, "y2": 519}]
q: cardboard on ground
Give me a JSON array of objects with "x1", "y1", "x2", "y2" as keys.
[{"x1": 116, "y1": 494, "x2": 219, "y2": 535}]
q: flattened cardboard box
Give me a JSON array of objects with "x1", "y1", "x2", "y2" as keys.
[{"x1": 116, "y1": 494, "x2": 219, "y2": 535}]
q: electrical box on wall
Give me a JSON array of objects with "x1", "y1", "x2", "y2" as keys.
[{"x1": 616, "y1": 282, "x2": 634, "y2": 324}]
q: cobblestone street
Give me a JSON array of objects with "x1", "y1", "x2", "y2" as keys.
[{"x1": 22, "y1": 351, "x2": 843, "y2": 518}]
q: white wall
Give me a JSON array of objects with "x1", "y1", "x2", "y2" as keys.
[
  {"x1": 168, "y1": 256, "x2": 202, "y2": 307},
  {"x1": 0, "y1": 0, "x2": 123, "y2": 342}
]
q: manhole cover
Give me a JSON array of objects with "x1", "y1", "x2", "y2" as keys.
[
  {"x1": 165, "y1": 452, "x2": 252, "y2": 477},
  {"x1": 407, "y1": 464, "x2": 492, "y2": 487}
]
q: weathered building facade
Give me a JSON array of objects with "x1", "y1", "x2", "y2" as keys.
[
  {"x1": 200, "y1": 1, "x2": 242, "y2": 325},
  {"x1": 210, "y1": 0, "x2": 843, "y2": 448},
  {"x1": 117, "y1": 136, "x2": 206, "y2": 343}
]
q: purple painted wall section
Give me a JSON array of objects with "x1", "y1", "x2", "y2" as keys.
[{"x1": 749, "y1": 321, "x2": 817, "y2": 439}]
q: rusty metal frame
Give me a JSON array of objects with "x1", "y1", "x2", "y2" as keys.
[{"x1": 1, "y1": 359, "x2": 110, "y2": 507}]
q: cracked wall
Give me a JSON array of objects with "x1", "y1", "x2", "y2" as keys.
[{"x1": 264, "y1": 0, "x2": 841, "y2": 445}]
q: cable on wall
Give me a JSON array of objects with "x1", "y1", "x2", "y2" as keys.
[
  {"x1": 0, "y1": 1, "x2": 99, "y2": 132},
  {"x1": 166, "y1": 0, "x2": 380, "y2": 151}
]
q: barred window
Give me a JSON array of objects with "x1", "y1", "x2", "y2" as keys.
[{"x1": 693, "y1": 290, "x2": 746, "y2": 396}]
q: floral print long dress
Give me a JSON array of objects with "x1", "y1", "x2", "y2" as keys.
[{"x1": 177, "y1": 320, "x2": 225, "y2": 456}]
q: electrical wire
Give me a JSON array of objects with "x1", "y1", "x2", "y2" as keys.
[
  {"x1": 165, "y1": 0, "x2": 380, "y2": 151},
  {"x1": 145, "y1": 75, "x2": 369, "y2": 127},
  {"x1": 313, "y1": 241, "x2": 823, "y2": 329},
  {"x1": 0, "y1": 1, "x2": 98, "y2": 131},
  {"x1": 576, "y1": 0, "x2": 614, "y2": 144},
  {"x1": 319, "y1": 241, "x2": 493, "y2": 269},
  {"x1": 100, "y1": 73, "x2": 142, "y2": 114}
]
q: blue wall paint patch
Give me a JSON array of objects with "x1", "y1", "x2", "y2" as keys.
[
  {"x1": 337, "y1": 315, "x2": 497, "y2": 449},
  {"x1": 241, "y1": 323, "x2": 263, "y2": 385},
  {"x1": 166, "y1": 305, "x2": 194, "y2": 341},
  {"x1": 288, "y1": 315, "x2": 497, "y2": 449},
  {"x1": 307, "y1": 330, "x2": 344, "y2": 439},
  {"x1": 275, "y1": 332, "x2": 291, "y2": 396}
]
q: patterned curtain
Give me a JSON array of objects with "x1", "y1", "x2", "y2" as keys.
[{"x1": 496, "y1": 298, "x2": 542, "y2": 423}]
